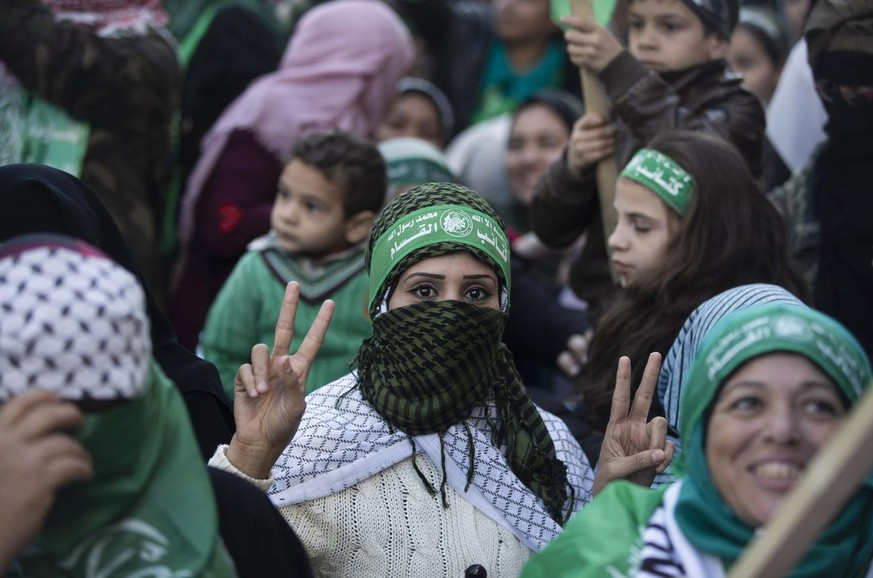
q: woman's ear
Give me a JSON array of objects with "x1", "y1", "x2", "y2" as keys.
[{"x1": 344, "y1": 211, "x2": 376, "y2": 245}]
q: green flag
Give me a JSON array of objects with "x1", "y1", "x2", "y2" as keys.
[{"x1": 550, "y1": 0, "x2": 618, "y2": 29}]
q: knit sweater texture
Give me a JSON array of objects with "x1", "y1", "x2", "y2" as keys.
[{"x1": 210, "y1": 447, "x2": 533, "y2": 577}]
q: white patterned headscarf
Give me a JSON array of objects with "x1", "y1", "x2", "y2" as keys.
[{"x1": 0, "y1": 235, "x2": 151, "y2": 402}]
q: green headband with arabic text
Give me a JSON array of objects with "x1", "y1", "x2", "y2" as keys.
[
  {"x1": 368, "y1": 205, "x2": 511, "y2": 308},
  {"x1": 620, "y1": 148, "x2": 695, "y2": 216}
]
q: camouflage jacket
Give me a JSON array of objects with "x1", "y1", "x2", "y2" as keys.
[
  {"x1": 766, "y1": 145, "x2": 822, "y2": 291},
  {"x1": 0, "y1": 0, "x2": 181, "y2": 300}
]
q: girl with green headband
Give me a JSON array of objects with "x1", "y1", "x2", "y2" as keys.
[
  {"x1": 560, "y1": 130, "x2": 805, "y2": 465},
  {"x1": 213, "y1": 182, "x2": 678, "y2": 577},
  {"x1": 523, "y1": 302, "x2": 873, "y2": 577}
]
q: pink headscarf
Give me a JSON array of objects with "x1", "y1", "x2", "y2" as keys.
[{"x1": 178, "y1": 0, "x2": 414, "y2": 245}]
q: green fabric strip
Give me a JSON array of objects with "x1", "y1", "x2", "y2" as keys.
[
  {"x1": 17, "y1": 361, "x2": 235, "y2": 577},
  {"x1": 22, "y1": 98, "x2": 90, "y2": 178},
  {"x1": 620, "y1": 148, "x2": 694, "y2": 216},
  {"x1": 368, "y1": 204, "x2": 511, "y2": 308}
]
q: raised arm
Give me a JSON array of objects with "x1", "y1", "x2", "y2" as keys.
[
  {"x1": 593, "y1": 352, "x2": 675, "y2": 495},
  {"x1": 226, "y1": 282, "x2": 335, "y2": 479}
]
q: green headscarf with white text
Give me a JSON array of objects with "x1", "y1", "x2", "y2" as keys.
[
  {"x1": 675, "y1": 303, "x2": 873, "y2": 577},
  {"x1": 353, "y1": 182, "x2": 574, "y2": 524}
]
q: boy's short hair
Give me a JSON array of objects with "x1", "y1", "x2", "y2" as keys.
[
  {"x1": 630, "y1": 0, "x2": 738, "y2": 40},
  {"x1": 291, "y1": 132, "x2": 387, "y2": 216}
]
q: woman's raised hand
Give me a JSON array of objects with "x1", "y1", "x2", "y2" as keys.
[
  {"x1": 593, "y1": 353, "x2": 675, "y2": 495},
  {"x1": 227, "y1": 282, "x2": 335, "y2": 479}
]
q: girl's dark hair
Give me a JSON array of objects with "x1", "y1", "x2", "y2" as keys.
[
  {"x1": 578, "y1": 130, "x2": 807, "y2": 430},
  {"x1": 513, "y1": 89, "x2": 584, "y2": 134}
]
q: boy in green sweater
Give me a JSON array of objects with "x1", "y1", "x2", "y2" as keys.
[{"x1": 201, "y1": 131, "x2": 387, "y2": 398}]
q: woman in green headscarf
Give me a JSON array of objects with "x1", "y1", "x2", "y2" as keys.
[
  {"x1": 522, "y1": 302, "x2": 873, "y2": 577},
  {"x1": 0, "y1": 234, "x2": 237, "y2": 577},
  {"x1": 210, "y1": 182, "x2": 608, "y2": 577}
]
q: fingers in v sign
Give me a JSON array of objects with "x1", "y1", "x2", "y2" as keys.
[{"x1": 594, "y1": 352, "x2": 675, "y2": 495}]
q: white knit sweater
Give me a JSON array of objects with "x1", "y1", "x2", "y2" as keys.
[{"x1": 211, "y1": 446, "x2": 533, "y2": 577}]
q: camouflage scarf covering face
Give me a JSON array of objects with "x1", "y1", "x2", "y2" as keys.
[{"x1": 354, "y1": 182, "x2": 573, "y2": 524}]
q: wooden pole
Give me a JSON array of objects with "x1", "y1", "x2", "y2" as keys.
[
  {"x1": 727, "y1": 381, "x2": 873, "y2": 578},
  {"x1": 571, "y1": 0, "x2": 618, "y2": 280}
]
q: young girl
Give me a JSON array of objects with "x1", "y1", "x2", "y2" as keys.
[
  {"x1": 571, "y1": 130, "x2": 805, "y2": 453},
  {"x1": 531, "y1": 0, "x2": 764, "y2": 322}
]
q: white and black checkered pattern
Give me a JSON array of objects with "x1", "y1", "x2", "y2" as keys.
[
  {"x1": 268, "y1": 376, "x2": 594, "y2": 551},
  {"x1": 0, "y1": 245, "x2": 150, "y2": 401}
]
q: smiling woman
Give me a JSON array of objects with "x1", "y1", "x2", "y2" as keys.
[
  {"x1": 705, "y1": 352, "x2": 847, "y2": 527},
  {"x1": 522, "y1": 302, "x2": 873, "y2": 577}
]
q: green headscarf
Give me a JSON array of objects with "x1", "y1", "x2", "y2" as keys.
[
  {"x1": 675, "y1": 303, "x2": 873, "y2": 577},
  {"x1": 354, "y1": 182, "x2": 573, "y2": 524},
  {"x1": 0, "y1": 236, "x2": 235, "y2": 577},
  {"x1": 16, "y1": 363, "x2": 236, "y2": 578}
]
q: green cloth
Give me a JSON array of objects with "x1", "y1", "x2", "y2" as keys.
[
  {"x1": 620, "y1": 148, "x2": 694, "y2": 216},
  {"x1": 163, "y1": 0, "x2": 287, "y2": 47},
  {"x1": 356, "y1": 182, "x2": 574, "y2": 523},
  {"x1": 0, "y1": 85, "x2": 89, "y2": 178},
  {"x1": 473, "y1": 40, "x2": 565, "y2": 125},
  {"x1": 550, "y1": 0, "x2": 618, "y2": 28},
  {"x1": 368, "y1": 204, "x2": 511, "y2": 309},
  {"x1": 202, "y1": 247, "x2": 372, "y2": 398},
  {"x1": 522, "y1": 303, "x2": 873, "y2": 578},
  {"x1": 675, "y1": 303, "x2": 873, "y2": 578},
  {"x1": 521, "y1": 481, "x2": 668, "y2": 577},
  {"x1": 14, "y1": 361, "x2": 235, "y2": 577}
]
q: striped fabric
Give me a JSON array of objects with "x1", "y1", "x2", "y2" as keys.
[{"x1": 657, "y1": 284, "x2": 804, "y2": 435}]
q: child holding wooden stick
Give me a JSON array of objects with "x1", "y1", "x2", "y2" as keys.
[{"x1": 531, "y1": 0, "x2": 763, "y2": 321}]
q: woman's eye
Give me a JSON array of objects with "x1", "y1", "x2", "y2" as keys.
[
  {"x1": 411, "y1": 284, "x2": 436, "y2": 300},
  {"x1": 629, "y1": 19, "x2": 643, "y2": 31},
  {"x1": 305, "y1": 201, "x2": 322, "y2": 213},
  {"x1": 802, "y1": 398, "x2": 842, "y2": 418},
  {"x1": 633, "y1": 225, "x2": 651, "y2": 234},
  {"x1": 465, "y1": 286, "x2": 493, "y2": 302},
  {"x1": 729, "y1": 396, "x2": 761, "y2": 412}
]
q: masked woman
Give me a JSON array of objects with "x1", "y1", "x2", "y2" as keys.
[
  {"x1": 522, "y1": 302, "x2": 873, "y2": 577},
  {"x1": 210, "y1": 183, "x2": 614, "y2": 577}
]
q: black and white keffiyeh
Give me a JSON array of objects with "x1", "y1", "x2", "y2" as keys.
[
  {"x1": 0, "y1": 237, "x2": 150, "y2": 402},
  {"x1": 268, "y1": 376, "x2": 594, "y2": 552}
]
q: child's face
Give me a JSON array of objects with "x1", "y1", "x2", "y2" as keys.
[
  {"x1": 608, "y1": 177, "x2": 681, "y2": 288},
  {"x1": 271, "y1": 159, "x2": 351, "y2": 257},
  {"x1": 506, "y1": 103, "x2": 570, "y2": 206},
  {"x1": 493, "y1": 0, "x2": 557, "y2": 45},
  {"x1": 628, "y1": 0, "x2": 727, "y2": 73},
  {"x1": 728, "y1": 27, "x2": 781, "y2": 104},
  {"x1": 376, "y1": 93, "x2": 444, "y2": 149}
]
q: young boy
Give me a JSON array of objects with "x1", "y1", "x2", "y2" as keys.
[
  {"x1": 529, "y1": 0, "x2": 761, "y2": 321},
  {"x1": 201, "y1": 131, "x2": 386, "y2": 398}
]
